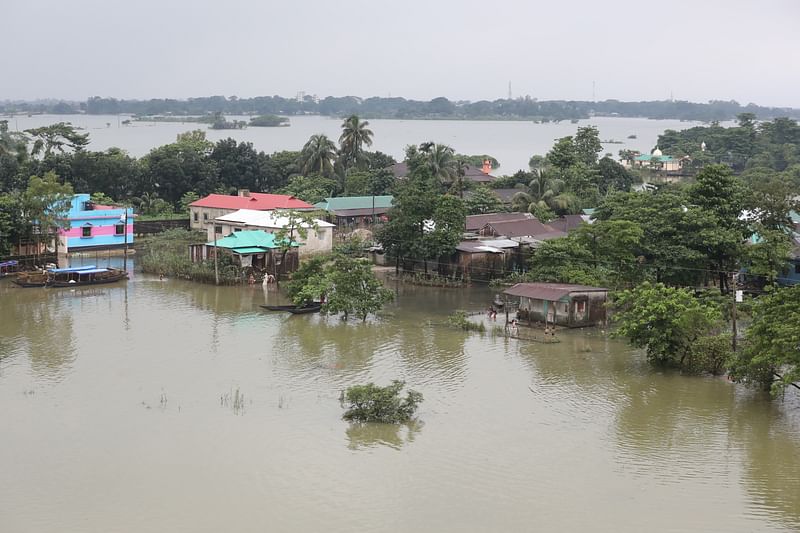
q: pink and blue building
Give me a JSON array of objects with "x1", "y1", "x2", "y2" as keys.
[{"x1": 58, "y1": 194, "x2": 134, "y2": 253}]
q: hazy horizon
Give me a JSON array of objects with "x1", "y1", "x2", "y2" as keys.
[{"x1": 4, "y1": 0, "x2": 800, "y2": 108}]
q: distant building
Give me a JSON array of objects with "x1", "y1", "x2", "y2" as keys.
[
  {"x1": 479, "y1": 218, "x2": 567, "y2": 245},
  {"x1": 211, "y1": 209, "x2": 334, "y2": 256},
  {"x1": 189, "y1": 189, "x2": 314, "y2": 231},
  {"x1": 465, "y1": 212, "x2": 533, "y2": 232},
  {"x1": 503, "y1": 282, "x2": 609, "y2": 328},
  {"x1": 314, "y1": 195, "x2": 394, "y2": 230},
  {"x1": 454, "y1": 238, "x2": 520, "y2": 280},
  {"x1": 626, "y1": 147, "x2": 688, "y2": 173},
  {"x1": 389, "y1": 161, "x2": 498, "y2": 184},
  {"x1": 58, "y1": 194, "x2": 134, "y2": 254}
]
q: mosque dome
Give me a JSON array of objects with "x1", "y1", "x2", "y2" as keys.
[{"x1": 652, "y1": 147, "x2": 663, "y2": 157}]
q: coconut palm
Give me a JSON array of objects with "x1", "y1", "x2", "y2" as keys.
[
  {"x1": 299, "y1": 134, "x2": 337, "y2": 177},
  {"x1": 421, "y1": 143, "x2": 458, "y2": 183},
  {"x1": 338, "y1": 115, "x2": 373, "y2": 170}
]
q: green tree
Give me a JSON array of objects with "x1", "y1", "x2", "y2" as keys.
[
  {"x1": 295, "y1": 254, "x2": 394, "y2": 321},
  {"x1": 613, "y1": 282, "x2": 721, "y2": 367},
  {"x1": 139, "y1": 130, "x2": 217, "y2": 204},
  {"x1": 25, "y1": 122, "x2": 89, "y2": 157},
  {"x1": 596, "y1": 156, "x2": 633, "y2": 194},
  {"x1": 743, "y1": 226, "x2": 793, "y2": 285},
  {"x1": 178, "y1": 191, "x2": 200, "y2": 214},
  {"x1": 279, "y1": 174, "x2": 338, "y2": 204},
  {"x1": 546, "y1": 136, "x2": 577, "y2": 172},
  {"x1": 272, "y1": 209, "x2": 320, "y2": 274},
  {"x1": 90, "y1": 192, "x2": 115, "y2": 205},
  {"x1": 687, "y1": 164, "x2": 749, "y2": 292},
  {"x1": 341, "y1": 380, "x2": 422, "y2": 423},
  {"x1": 299, "y1": 134, "x2": 337, "y2": 177},
  {"x1": 23, "y1": 171, "x2": 74, "y2": 260},
  {"x1": 419, "y1": 142, "x2": 458, "y2": 183},
  {"x1": 338, "y1": 115, "x2": 374, "y2": 171},
  {"x1": 465, "y1": 185, "x2": 504, "y2": 214},
  {"x1": 574, "y1": 125, "x2": 603, "y2": 165},
  {"x1": 728, "y1": 285, "x2": 800, "y2": 394},
  {"x1": 424, "y1": 194, "x2": 466, "y2": 272}
]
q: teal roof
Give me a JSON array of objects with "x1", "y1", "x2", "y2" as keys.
[
  {"x1": 635, "y1": 154, "x2": 675, "y2": 162},
  {"x1": 790, "y1": 210, "x2": 799, "y2": 224},
  {"x1": 315, "y1": 195, "x2": 394, "y2": 211},
  {"x1": 582, "y1": 208, "x2": 595, "y2": 216},
  {"x1": 206, "y1": 230, "x2": 298, "y2": 252}
]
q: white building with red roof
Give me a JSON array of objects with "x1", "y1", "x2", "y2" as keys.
[{"x1": 189, "y1": 189, "x2": 314, "y2": 231}]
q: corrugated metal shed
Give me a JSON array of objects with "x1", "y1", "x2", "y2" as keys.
[{"x1": 503, "y1": 282, "x2": 608, "y2": 302}]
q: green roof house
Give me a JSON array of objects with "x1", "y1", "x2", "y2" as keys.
[
  {"x1": 190, "y1": 230, "x2": 300, "y2": 274},
  {"x1": 314, "y1": 195, "x2": 394, "y2": 230}
]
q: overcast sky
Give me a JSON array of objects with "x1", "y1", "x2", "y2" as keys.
[{"x1": 4, "y1": 0, "x2": 799, "y2": 107}]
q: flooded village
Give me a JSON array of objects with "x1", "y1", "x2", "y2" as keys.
[{"x1": 3, "y1": 1, "x2": 800, "y2": 530}]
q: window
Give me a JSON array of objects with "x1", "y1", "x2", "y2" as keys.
[
  {"x1": 233, "y1": 228, "x2": 241, "y2": 232},
  {"x1": 214, "y1": 225, "x2": 222, "y2": 234},
  {"x1": 115, "y1": 224, "x2": 125, "y2": 236},
  {"x1": 82, "y1": 226, "x2": 92, "y2": 238},
  {"x1": 193, "y1": 212, "x2": 198, "y2": 222},
  {"x1": 203, "y1": 213, "x2": 209, "y2": 221},
  {"x1": 576, "y1": 301, "x2": 586, "y2": 314}
]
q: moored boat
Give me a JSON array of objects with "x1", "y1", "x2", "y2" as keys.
[
  {"x1": 13, "y1": 271, "x2": 49, "y2": 287},
  {"x1": 46, "y1": 266, "x2": 128, "y2": 287},
  {"x1": 260, "y1": 303, "x2": 322, "y2": 314}
]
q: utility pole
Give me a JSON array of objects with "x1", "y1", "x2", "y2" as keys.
[
  {"x1": 731, "y1": 272, "x2": 739, "y2": 352},
  {"x1": 213, "y1": 224, "x2": 219, "y2": 285},
  {"x1": 120, "y1": 209, "x2": 129, "y2": 273}
]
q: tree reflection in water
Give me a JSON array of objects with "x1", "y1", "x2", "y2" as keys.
[{"x1": 345, "y1": 420, "x2": 423, "y2": 450}]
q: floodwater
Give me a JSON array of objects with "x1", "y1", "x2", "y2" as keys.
[
  {"x1": 1, "y1": 259, "x2": 798, "y2": 532},
  {"x1": 3, "y1": 114, "x2": 719, "y2": 173}
]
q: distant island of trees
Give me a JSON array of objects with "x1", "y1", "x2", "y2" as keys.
[{"x1": 2, "y1": 95, "x2": 799, "y2": 123}]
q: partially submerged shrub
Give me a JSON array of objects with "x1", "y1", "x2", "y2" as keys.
[
  {"x1": 447, "y1": 310, "x2": 486, "y2": 332},
  {"x1": 341, "y1": 380, "x2": 422, "y2": 423}
]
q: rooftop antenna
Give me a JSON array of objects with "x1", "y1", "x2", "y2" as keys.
[{"x1": 508, "y1": 81, "x2": 512, "y2": 100}]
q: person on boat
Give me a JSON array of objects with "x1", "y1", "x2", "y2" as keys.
[{"x1": 248, "y1": 274, "x2": 255, "y2": 285}]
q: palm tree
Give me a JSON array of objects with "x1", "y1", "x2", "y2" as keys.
[
  {"x1": 421, "y1": 143, "x2": 458, "y2": 183},
  {"x1": 509, "y1": 169, "x2": 578, "y2": 216},
  {"x1": 338, "y1": 115, "x2": 374, "y2": 170},
  {"x1": 299, "y1": 134, "x2": 337, "y2": 177}
]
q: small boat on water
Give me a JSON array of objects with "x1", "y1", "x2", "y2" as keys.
[
  {"x1": 260, "y1": 303, "x2": 322, "y2": 314},
  {"x1": 46, "y1": 266, "x2": 128, "y2": 287},
  {"x1": 492, "y1": 294, "x2": 505, "y2": 308},
  {"x1": 13, "y1": 271, "x2": 49, "y2": 287}
]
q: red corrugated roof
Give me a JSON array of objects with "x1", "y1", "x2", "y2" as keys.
[{"x1": 190, "y1": 193, "x2": 314, "y2": 210}]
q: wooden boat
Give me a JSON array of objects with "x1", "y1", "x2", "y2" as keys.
[
  {"x1": 13, "y1": 271, "x2": 49, "y2": 287},
  {"x1": 46, "y1": 267, "x2": 128, "y2": 287},
  {"x1": 286, "y1": 304, "x2": 322, "y2": 314},
  {"x1": 260, "y1": 303, "x2": 322, "y2": 314},
  {"x1": 492, "y1": 294, "x2": 505, "y2": 308}
]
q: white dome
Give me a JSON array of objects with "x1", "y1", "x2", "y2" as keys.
[{"x1": 652, "y1": 147, "x2": 663, "y2": 157}]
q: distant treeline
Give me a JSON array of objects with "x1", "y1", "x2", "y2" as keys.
[{"x1": 2, "y1": 95, "x2": 800, "y2": 122}]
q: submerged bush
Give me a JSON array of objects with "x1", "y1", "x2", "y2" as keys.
[
  {"x1": 341, "y1": 380, "x2": 422, "y2": 423},
  {"x1": 447, "y1": 310, "x2": 486, "y2": 332}
]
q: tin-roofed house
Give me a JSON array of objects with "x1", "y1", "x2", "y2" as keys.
[
  {"x1": 454, "y1": 239, "x2": 519, "y2": 280},
  {"x1": 189, "y1": 230, "x2": 299, "y2": 275},
  {"x1": 503, "y1": 282, "x2": 609, "y2": 328},
  {"x1": 314, "y1": 195, "x2": 394, "y2": 231}
]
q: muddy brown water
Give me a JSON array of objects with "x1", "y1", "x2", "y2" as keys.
[{"x1": 1, "y1": 261, "x2": 798, "y2": 532}]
